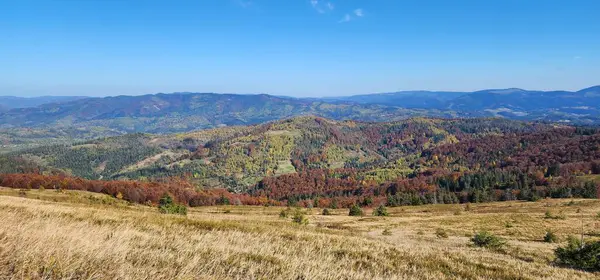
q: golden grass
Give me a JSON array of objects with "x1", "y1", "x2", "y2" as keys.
[{"x1": 1, "y1": 187, "x2": 599, "y2": 279}]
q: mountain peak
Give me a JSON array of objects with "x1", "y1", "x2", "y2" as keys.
[
  {"x1": 478, "y1": 88, "x2": 527, "y2": 94},
  {"x1": 577, "y1": 85, "x2": 600, "y2": 93}
]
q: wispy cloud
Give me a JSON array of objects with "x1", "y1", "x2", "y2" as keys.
[
  {"x1": 339, "y1": 8, "x2": 364, "y2": 23},
  {"x1": 310, "y1": 0, "x2": 334, "y2": 14},
  {"x1": 310, "y1": 0, "x2": 323, "y2": 13},
  {"x1": 339, "y1": 14, "x2": 351, "y2": 23},
  {"x1": 574, "y1": 56, "x2": 582, "y2": 60},
  {"x1": 354, "y1": 8, "x2": 364, "y2": 17}
]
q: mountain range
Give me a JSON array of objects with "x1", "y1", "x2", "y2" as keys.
[
  {"x1": 0, "y1": 86, "x2": 598, "y2": 151},
  {"x1": 334, "y1": 86, "x2": 600, "y2": 118}
]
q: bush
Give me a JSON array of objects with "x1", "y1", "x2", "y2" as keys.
[
  {"x1": 373, "y1": 205, "x2": 389, "y2": 217},
  {"x1": 544, "y1": 230, "x2": 559, "y2": 243},
  {"x1": 291, "y1": 208, "x2": 308, "y2": 225},
  {"x1": 464, "y1": 203, "x2": 472, "y2": 212},
  {"x1": 330, "y1": 200, "x2": 338, "y2": 209},
  {"x1": 435, "y1": 228, "x2": 449, "y2": 239},
  {"x1": 158, "y1": 194, "x2": 187, "y2": 215},
  {"x1": 279, "y1": 208, "x2": 291, "y2": 218},
  {"x1": 545, "y1": 210, "x2": 567, "y2": 220},
  {"x1": 471, "y1": 231, "x2": 505, "y2": 250},
  {"x1": 555, "y1": 237, "x2": 600, "y2": 271},
  {"x1": 18, "y1": 189, "x2": 27, "y2": 197},
  {"x1": 322, "y1": 208, "x2": 332, "y2": 215},
  {"x1": 349, "y1": 204, "x2": 364, "y2": 216}
]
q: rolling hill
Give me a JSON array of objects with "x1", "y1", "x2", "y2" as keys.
[
  {"x1": 1, "y1": 115, "x2": 598, "y2": 214},
  {"x1": 1, "y1": 116, "x2": 588, "y2": 190}
]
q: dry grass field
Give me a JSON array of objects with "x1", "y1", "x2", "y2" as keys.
[{"x1": 1, "y1": 187, "x2": 600, "y2": 279}]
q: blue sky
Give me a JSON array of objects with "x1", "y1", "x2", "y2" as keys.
[{"x1": 1, "y1": 0, "x2": 599, "y2": 97}]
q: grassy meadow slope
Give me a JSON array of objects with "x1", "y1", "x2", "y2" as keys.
[{"x1": 1, "y1": 187, "x2": 599, "y2": 279}]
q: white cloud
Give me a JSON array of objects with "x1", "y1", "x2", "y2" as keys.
[
  {"x1": 339, "y1": 14, "x2": 351, "y2": 23},
  {"x1": 310, "y1": 0, "x2": 332, "y2": 14},
  {"x1": 237, "y1": 0, "x2": 252, "y2": 8},
  {"x1": 354, "y1": 8, "x2": 364, "y2": 17}
]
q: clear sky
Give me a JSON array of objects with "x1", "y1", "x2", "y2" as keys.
[{"x1": 2, "y1": 0, "x2": 599, "y2": 97}]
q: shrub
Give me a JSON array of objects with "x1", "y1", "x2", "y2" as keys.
[
  {"x1": 349, "y1": 204, "x2": 364, "y2": 216},
  {"x1": 158, "y1": 194, "x2": 187, "y2": 215},
  {"x1": 471, "y1": 231, "x2": 505, "y2": 250},
  {"x1": 322, "y1": 208, "x2": 332, "y2": 215},
  {"x1": 435, "y1": 228, "x2": 449, "y2": 238},
  {"x1": 330, "y1": 200, "x2": 338, "y2": 209},
  {"x1": 373, "y1": 205, "x2": 389, "y2": 217},
  {"x1": 305, "y1": 200, "x2": 314, "y2": 209},
  {"x1": 464, "y1": 203, "x2": 472, "y2": 212},
  {"x1": 544, "y1": 230, "x2": 559, "y2": 243},
  {"x1": 362, "y1": 196, "x2": 373, "y2": 206},
  {"x1": 545, "y1": 210, "x2": 567, "y2": 220},
  {"x1": 218, "y1": 194, "x2": 230, "y2": 205},
  {"x1": 279, "y1": 208, "x2": 291, "y2": 218},
  {"x1": 555, "y1": 237, "x2": 600, "y2": 271},
  {"x1": 291, "y1": 208, "x2": 308, "y2": 225}
]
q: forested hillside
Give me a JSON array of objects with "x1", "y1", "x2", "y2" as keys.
[{"x1": 1, "y1": 116, "x2": 598, "y2": 207}]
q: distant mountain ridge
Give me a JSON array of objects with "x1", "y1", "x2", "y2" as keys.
[
  {"x1": 0, "y1": 96, "x2": 87, "y2": 109},
  {"x1": 336, "y1": 86, "x2": 600, "y2": 110},
  {"x1": 0, "y1": 92, "x2": 455, "y2": 134},
  {"x1": 0, "y1": 86, "x2": 598, "y2": 142}
]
